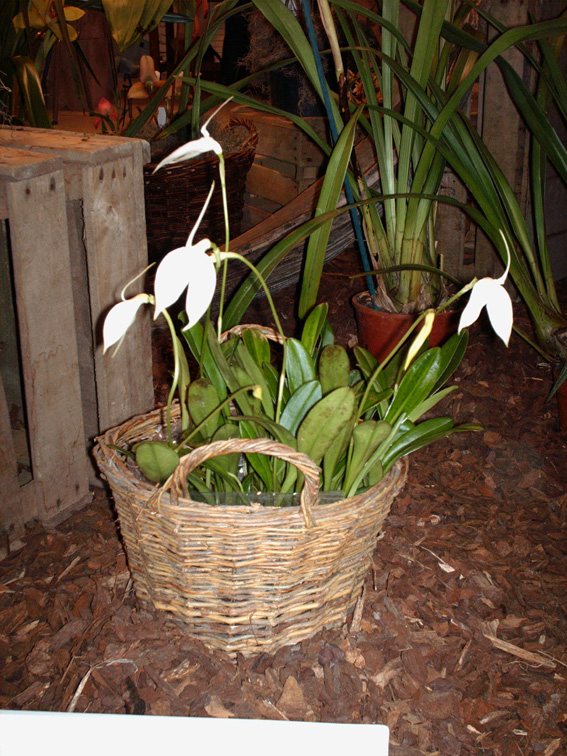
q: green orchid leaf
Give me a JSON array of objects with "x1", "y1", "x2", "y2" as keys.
[
  {"x1": 188, "y1": 378, "x2": 221, "y2": 440},
  {"x1": 185, "y1": 471, "x2": 212, "y2": 494},
  {"x1": 385, "y1": 348, "x2": 443, "y2": 425},
  {"x1": 201, "y1": 459, "x2": 242, "y2": 492},
  {"x1": 343, "y1": 419, "x2": 391, "y2": 493},
  {"x1": 298, "y1": 109, "x2": 362, "y2": 317},
  {"x1": 301, "y1": 303, "x2": 330, "y2": 358},
  {"x1": 262, "y1": 362, "x2": 281, "y2": 404},
  {"x1": 433, "y1": 329, "x2": 469, "y2": 392},
  {"x1": 286, "y1": 338, "x2": 316, "y2": 394},
  {"x1": 239, "y1": 419, "x2": 276, "y2": 490},
  {"x1": 234, "y1": 340, "x2": 274, "y2": 419},
  {"x1": 174, "y1": 333, "x2": 191, "y2": 431},
  {"x1": 358, "y1": 386, "x2": 394, "y2": 417},
  {"x1": 318, "y1": 344, "x2": 351, "y2": 395},
  {"x1": 322, "y1": 414, "x2": 354, "y2": 491},
  {"x1": 406, "y1": 386, "x2": 457, "y2": 424},
  {"x1": 297, "y1": 387, "x2": 357, "y2": 465},
  {"x1": 232, "y1": 415, "x2": 297, "y2": 449},
  {"x1": 242, "y1": 328, "x2": 272, "y2": 369},
  {"x1": 208, "y1": 424, "x2": 240, "y2": 479},
  {"x1": 320, "y1": 319, "x2": 335, "y2": 350},
  {"x1": 365, "y1": 457, "x2": 384, "y2": 489},
  {"x1": 231, "y1": 366, "x2": 263, "y2": 416},
  {"x1": 135, "y1": 441, "x2": 179, "y2": 484},
  {"x1": 279, "y1": 380, "x2": 323, "y2": 434},
  {"x1": 233, "y1": 414, "x2": 299, "y2": 494},
  {"x1": 182, "y1": 319, "x2": 228, "y2": 403},
  {"x1": 381, "y1": 418, "x2": 482, "y2": 473}
]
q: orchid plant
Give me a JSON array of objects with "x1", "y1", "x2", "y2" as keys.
[{"x1": 103, "y1": 115, "x2": 513, "y2": 497}]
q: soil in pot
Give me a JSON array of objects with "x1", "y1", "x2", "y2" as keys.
[{"x1": 353, "y1": 291, "x2": 461, "y2": 362}]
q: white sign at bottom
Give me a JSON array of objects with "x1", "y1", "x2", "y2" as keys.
[{"x1": 0, "y1": 710, "x2": 389, "y2": 756}]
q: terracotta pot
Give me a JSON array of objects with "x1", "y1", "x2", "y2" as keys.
[{"x1": 353, "y1": 291, "x2": 461, "y2": 362}]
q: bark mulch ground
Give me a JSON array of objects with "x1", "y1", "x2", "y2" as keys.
[{"x1": 1, "y1": 246, "x2": 566, "y2": 755}]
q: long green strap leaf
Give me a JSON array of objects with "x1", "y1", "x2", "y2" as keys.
[{"x1": 299, "y1": 109, "x2": 360, "y2": 317}]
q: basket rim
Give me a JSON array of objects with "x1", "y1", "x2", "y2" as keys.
[
  {"x1": 143, "y1": 117, "x2": 258, "y2": 174},
  {"x1": 94, "y1": 406, "x2": 408, "y2": 520}
]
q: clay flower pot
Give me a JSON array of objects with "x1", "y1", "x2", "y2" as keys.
[{"x1": 353, "y1": 291, "x2": 461, "y2": 362}]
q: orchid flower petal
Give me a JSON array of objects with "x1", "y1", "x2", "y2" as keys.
[
  {"x1": 485, "y1": 284, "x2": 513, "y2": 346},
  {"x1": 152, "y1": 135, "x2": 222, "y2": 173},
  {"x1": 103, "y1": 294, "x2": 150, "y2": 353},
  {"x1": 153, "y1": 247, "x2": 195, "y2": 318},
  {"x1": 183, "y1": 242, "x2": 217, "y2": 327},
  {"x1": 458, "y1": 277, "x2": 513, "y2": 346},
  {"x1": 458, "y1": 278, "x2": 494, "y2": 333}
]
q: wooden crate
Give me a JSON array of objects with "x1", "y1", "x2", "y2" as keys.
[
  {"x1": 0, "y1": 147, "x2": 90, "y2": 536},
  {"x1": 0, "y1": 127, "x2": 155, "y2": 477},
  {"x1": 231, "y1": 107, "x2": 328, "y2": 229}
]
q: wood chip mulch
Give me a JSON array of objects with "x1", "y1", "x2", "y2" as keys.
[{"x1": 1, "y1": 248, "x2": 566, "y2": 755}]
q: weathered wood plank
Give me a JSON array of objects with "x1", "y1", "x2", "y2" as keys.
[
  {"x1": 0, "y1": 126, "x2": 151, "y2": 201},
  {"x1": 81, "y1": 154, "x2": 154, "y2": 433},
  {"x1": 0, "y1": 128, "x2": 154, "y2": 449},
  {"x1": 246, "y1": 163, "x2": 300, "y2": 207},
  {"x1": 3, "y1": 155, "x2": 90, "y2": 522}
]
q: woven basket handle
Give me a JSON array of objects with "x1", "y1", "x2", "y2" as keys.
[{"x1": 165, "y1": 437, "x2": 320, "y2": 528}]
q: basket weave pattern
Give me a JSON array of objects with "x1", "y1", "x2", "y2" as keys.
[
  {"x1": 94, "y1": 406, "x2": 407, "y2": 656},
  {"x1": 143, "y1": 117, "x2": 258, "y2": 257}
]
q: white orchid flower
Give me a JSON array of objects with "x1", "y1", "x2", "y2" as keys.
[
  {"x1": 154, "y1": 184, "x2": 217, "y2": 327},
  {"x1": 459, "y1": 232, "x2": 513, "y2": 346},
  {"x1": 153, "y1": 239, "x2": 216, "y2": 327},
  {"x1": 103, "y1": 293, "x2": 151, "y2": 353},
  {"x1": 152, "y1": 98, "x2": 233, "y2": 173}
]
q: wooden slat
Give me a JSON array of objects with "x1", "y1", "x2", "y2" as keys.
[
  {"x1": 0, "y1": 126, "x2": 151, "y2": 200},
  {"x1": 246, "y1": 163, "x2": 300, "y2": 207},
  {"x1": 1, "y1": 150, "x2": 90, "y2": 522},
  {"x1": 81, "y1": 154, "x2": 154, "y2": 433},
  {"x1": 0, "y1": 128, "x2": 154, "y2": 444},
  {"x1": 0, "y1": 370, "x2": 25, "y2": 530}
]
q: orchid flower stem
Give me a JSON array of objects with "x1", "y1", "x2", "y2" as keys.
[
  {"x1": 217, "y1": 156, "x2": 229, "y2": 340},
  {"x1": 220, "y1": 251, "x2": 287, "y2": 423},
  {"x1": 162, "y1": 308, "x2": 181, "y2": 447}
]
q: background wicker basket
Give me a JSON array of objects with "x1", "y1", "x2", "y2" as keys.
[
  {"x1": 94, "y1": 406, "x2": 407, "y2": 657},
  {"x1": 143, "y1": 117, "x2": 258, "y2": 260}
]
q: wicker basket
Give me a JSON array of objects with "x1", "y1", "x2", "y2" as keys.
[
  {"x1": 143, "y1": 117, "x2": 258, "y2": 259},
  {"x1": 94, "y1": 406, "x2": 407, "y2": 657}
]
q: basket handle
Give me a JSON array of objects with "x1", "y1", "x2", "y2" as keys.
[{"x1": 164, "y1": 437, "x2": 320, "y2": 528}]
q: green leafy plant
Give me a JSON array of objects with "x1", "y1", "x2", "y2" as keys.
[
  {"x1": 103, "y1": 114, "x2": 514, "y2": 499},
  {"x1": 2, "y1": 0, "x2": 94, "y2": 127}
]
